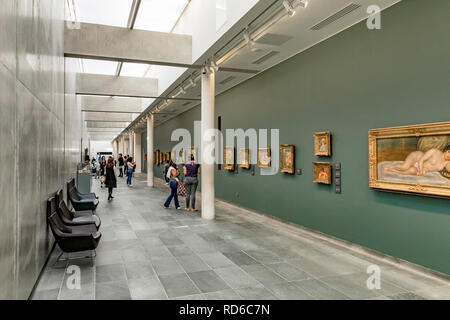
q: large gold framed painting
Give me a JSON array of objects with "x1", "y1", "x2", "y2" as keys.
[{"x1": 369, "y1": 122, "x2": 450, "y2": 198}]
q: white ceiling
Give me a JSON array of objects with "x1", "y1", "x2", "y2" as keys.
[
  {"x1": 74, "y1": 0, "x2": 402, "y2": 139},
  {"x1": 129, "y1": 0, "x2": 401, "y2": 132}
]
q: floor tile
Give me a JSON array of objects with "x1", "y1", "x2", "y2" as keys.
[
  {"x1": 214, "y1": 266, "x2": 261, "y2": 289},
  {"x1": 235, "y1": 286, "x2": 278, "y2": 300},
  {"x1": 151, "y1": 257, "x2": 185, "y2": 276},
  {"x1": 188, "y1": 270, "x2": 230, "y2": 293},
  {"x1": 124, "y1": 260, "x2": 155, "y2": 280},
  {"x1": 222, "y1": 251, "x2": 259, "y2": 266},
  {"x1": 96, "y1": 281, "x2": 131, "y2": 300},
  {"x1": 266, "y1": 262, "x2": 311, "y2": 281},
  {"x1": 176, "y1": 255, "x2": 211, "y2": 273},
  {"x1": 128, "y1": 276, "x2": 167, "y2": 300},
  {"x1": 266, "y1": 282, "x2": 315, "y2": 300},
  {"x1": 199, "y1": 252, "x2": 236, "y2": 269},
  {"x1": 293, "y1": 279, "x2": 351, "y2": 300},
  {"x1": 96, "y1": 264, "x2": 127, "y2": 283},
  {"x1": 159, "y1": 273, "x2": 200, "y2": 298}
]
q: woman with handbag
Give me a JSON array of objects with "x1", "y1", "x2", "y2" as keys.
[
  {"x1": 126, "y1": 156, "x2": 135, "y2": 187},
  {"x1": 163, "y1": 160, "x2": 181, "y2": 210},
  {"x1": 105, "y1": 157, "x2": 117, "y2": 201}
]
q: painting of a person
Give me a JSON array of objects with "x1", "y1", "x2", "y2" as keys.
[
  {"x1": 384, "y1": 145, "x2": 450, "y2": 176},
  {"x1": 319, "y1": 137, "x2": 328, "y2": 152},
  {"x1": 318, "y1": 167, "x2": 328, "y2": 180}
]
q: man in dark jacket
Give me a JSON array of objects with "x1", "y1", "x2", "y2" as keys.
[{"x1": 118, "y1": 154, "x2": 124, "y2": 177}]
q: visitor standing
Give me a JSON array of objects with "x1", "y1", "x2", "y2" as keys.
[
  {"x1": 105, "y1": 158, "x2": 117, "y2": 201},
  {"x1": 126, "y1": 156, "x2": 135, "y2": 186},
  {"x1": 164, "y1": 160, "x2": 181, "y2": 210},
  {"x1": 118, "y1": 153, "x2": 124, "y2": 177},
  {"x1": 184, "y1": 155, "x2": 200, "y2": 211}
]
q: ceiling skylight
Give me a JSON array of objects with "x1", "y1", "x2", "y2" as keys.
[
  {"x1": 134, "y1": 0, "x2": 189, "y2": 33},
  {"x1": 73, "y1": 0, "x2": 133, "y2": 27},
  {"x1": 120, "y1": 63, "x2": 151, "y2": 77},
  {"x1": 81, "y1": 59, "x2": 118, "y2": 75}
]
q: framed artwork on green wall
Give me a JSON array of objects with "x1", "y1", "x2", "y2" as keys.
[
  {"x1": 314, "y1": 131, "x2": 331, "y2": 156},
  {"x1": 369, "y1": 121, "x2": 450, "y2": 198},
  {"x1": 280, "y1": 144, "x2": 295, "y2": 174},
  {"x1": 313, "y1": 162, "x2": 332, "y2": 184},
  {"x1": 258, "y1": 148, "x2": 271, "y2": 168},
  {"x1": 239, "y1": 148, "x2": 250, "y2": 169},
  {"x1": 224, "y1": 147, "x2": 235, "y2": 171}
]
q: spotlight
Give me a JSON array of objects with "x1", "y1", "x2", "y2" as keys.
[
  {"x1": 189, "y1": 77, "x2": 196, "y2": 87},
  {"x1": 298, "y1": 0, "x2": 309, "y2": 8},
  {"x1": 283, "y1": 0, "x2": 296, "y2": 16},
  {"x1": 211, "y1": 60, "x2": 219, "y2": 72},
  {"x1": 243, "y1": 29, "x2": 258, "y2": 52}
]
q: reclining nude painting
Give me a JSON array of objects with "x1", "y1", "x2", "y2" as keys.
[{"x1": 369, "y1": 122, "x2": 450, "y2": 198}]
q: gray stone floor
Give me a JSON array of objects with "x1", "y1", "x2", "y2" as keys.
[{"x1": 32, "y1": 174, "x2": 450, "y2": 300}]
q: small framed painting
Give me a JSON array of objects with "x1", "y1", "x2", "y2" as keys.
[
  {"x1": 155, "y1": 150, "x2": 160, "y2": 165},
  {"x1": 314, "y1": 131, "x2": 331, "y2": 157},
  {"x1": 280, "y1": 144, "x2": 295, "y2": 174},
  {"x1": 224, "y1": 147, "x2": 235, "y2": 171},
  {"x1": 178, "y1": 148, "x2": 185, "y2": 164},
  {"x1": 159, "y1": 151, "x2": 164, "y2": 164},
  {"x1": 188, "y1": 147, "x2": 198, "y2": 162},
  {"x1": 153, "y1": 151, "x2": 157, "y2": 164},
  {"x1": 258, "y1": 148, "x2": 271, "y2": 168},
  {"x1": 166, "y1": 152, "x2": 171, "y2": 162},
  {"x1": 313, "y1": 162, "x2": 332, "y2": 184},
  {"x1": 239, "y1": 148, "x2": 250, "y2": 169}
]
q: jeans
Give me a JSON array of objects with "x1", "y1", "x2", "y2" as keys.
[
  {"x1": 127, "y1": 168, "x2": 133, "y2": 185},
  {"x1": 184, "y1": 176, "x2": 198, "y2": 209},
  {"x1": 164, "y1": 180, "x2": 179, "y2": 208}
]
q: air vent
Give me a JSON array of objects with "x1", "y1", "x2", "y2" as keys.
[
  {"x1": 252, "y1": 51, "x2": 280, "y2": 65},
  {"x1": 256, "y1": 33, "x2": 293, "y2": 46},
  {"x1": 219, "y1": 76, "x2": 236, "y2": 85},
  {"x1": 182, "y1": 102, "x2": 191, "y2": 106},
  {"x1": 310, "y1": 3, "x2": 361, "y2": 31}
]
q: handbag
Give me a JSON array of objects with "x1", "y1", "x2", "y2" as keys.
[{"x1": 177, "y1": 182, "x2": 186, "y2": 197}]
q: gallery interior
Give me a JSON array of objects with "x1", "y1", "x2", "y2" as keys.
[{"x1": 0, "y1": 0, "x2": 449, "y2": 301}]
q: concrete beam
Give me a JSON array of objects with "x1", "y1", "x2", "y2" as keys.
[
  {"x1": 86, "y1": 121, "x2": 129, "y2": 128},
  {"x1": 87, "y1": 128, "x2": 124, "y2": 133},
  {"x1": 81, "y1": 96, "x2": 144, "y2": 113},
  {"x1": 77, "y1": 73, "x2": 158, "y2": 97},
  {"x1": 65, "y1": 22, "x2": 192, "y2": 67},
  {"x1": 83, "y1": 112, "x2": 134, "y2": 122}
]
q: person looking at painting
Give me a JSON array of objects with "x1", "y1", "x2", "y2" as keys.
[
  {"x1": 184, "y1": 154, "x2": 200, "y2": 212},
  {"x1": 164, "y1": 160, "x2": 181, "y2": 210},
  {"x1": 384, "y1": 145, "x2": 450, "y2": 176}
]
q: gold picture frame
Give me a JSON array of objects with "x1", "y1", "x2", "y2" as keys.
[
  {"x1": 369, "y1": 122, "x2": 450, "y2": 198},
  {"x1": 166, "y1": 152, "x2": 171, "y2": 162},
  {"x1": 159, "y1": 151, "x2": 164, "y2": 164},
  {"x1": 314, "y1": 131, "x2": 331, "y2": 157},
  {"x1": 224, "y1": 147, "x2": 235, "y2": 171},
  {"x1": 313, "y1": 162, "x2": 332, "y2": 184},
  {"x1": 258, "y1": 148, "x2": 271, "y2": 168},
  {"x1": 187, "y1": 147, "x2": 198, "y2": 162},
  {"x1": 178, "y1": 148, "x2": 185, "y2": 164},
  {"x1": 280, "y1": 144, "x2": 295, "y2": 174},
  {"x1": 153, "y1": 151, "x2": 157, "y2": 164},
  {"x1": 239, "y1": 148, "x2": 250, "y2": 169}
]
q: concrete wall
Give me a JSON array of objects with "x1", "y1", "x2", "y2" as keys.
[
  {"x1": 0, "y1": 0, "x2": 81, "y2": 299},
  {"x1": 153, "y1": 0, "x2": 450, "y2": 275}
]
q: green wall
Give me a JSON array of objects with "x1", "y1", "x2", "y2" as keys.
[{"x1": 153, "y1": 0, "x2": 450, "y2": 274}]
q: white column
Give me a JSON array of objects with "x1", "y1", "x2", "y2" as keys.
[
  {"x1": 147, "y1": 114, "x2": 154, "y2": 187},
  {"x1": 129, "y1": 131, "x2": 134, "y2": 158},
  {"x1": 134, "y1": 131, "x2": 142, "y2": 173},
  {"x1": 201, "y1": 69, "x2": 215, "y2": 220}
]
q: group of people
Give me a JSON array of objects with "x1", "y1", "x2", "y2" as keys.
[
  {"x1": 164, "y1": 154, "x2": 200, "y2": 212},
  {"x1": 117, "y1": 153, "x2": 136, "y2": 187},
  {"x1": 90, "y1": 153, "x2": 136, "y2": 201}
]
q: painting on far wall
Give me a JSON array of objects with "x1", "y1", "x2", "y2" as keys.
[
  {"x1": 239, "y1": 148, "x2": 250, "y2": 169},
  {"x1": 314, "y1": 131, "x2": 331, "y2": 157},
  {"x1": 258, "y1": 148, "x2": 271, "y2": 168},
  {"x1": 188, "y1": 147, "x2": 198, "y2": 162},
  {"x1": 280, "y1": 144, "x2": 295, "y2": 174},
  {"x1": 369, "y1": 122, "x2": 450, "y2": 198},
  {"x1": 313, "y1": 162, "x2": 332, "y2": 184},
  {"x1": 224, "y1": 147, "x2": 235, "y2": 171},
  {"x1": 178, "y1": 148, "x2": 185, "y2": 164}
]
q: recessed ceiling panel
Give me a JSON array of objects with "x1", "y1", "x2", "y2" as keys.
[
  {"x1": 134, "y1": 0, "x2": 189, "y2": 33},
  {"x1": 73, "y1": 0, "x2": 133, "y2": 27},
  {"x1": 81, "y1": 59, "x2": 118, "y2": 75}
]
